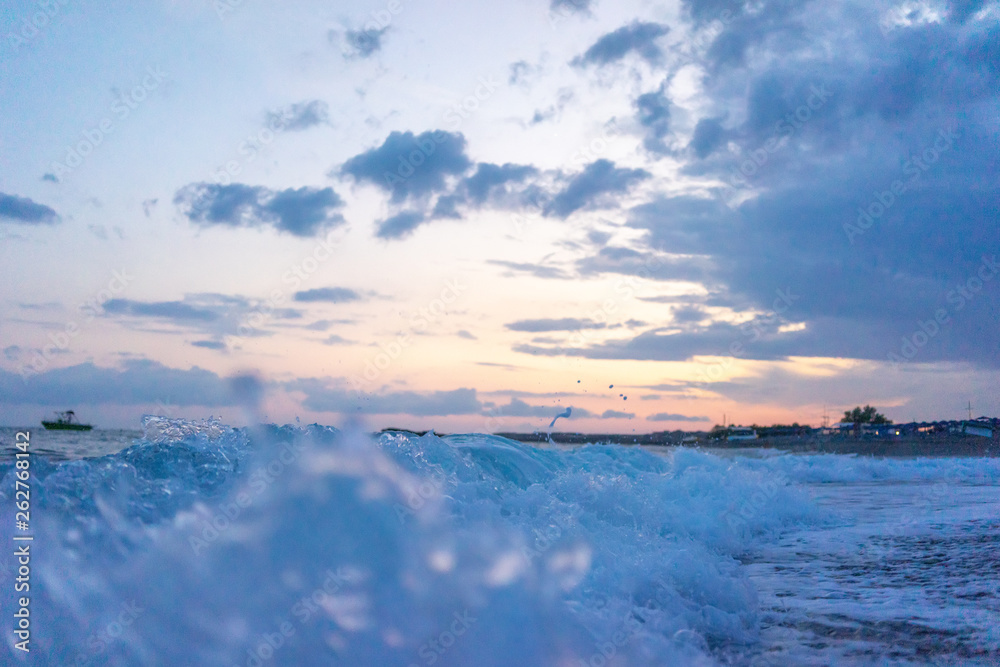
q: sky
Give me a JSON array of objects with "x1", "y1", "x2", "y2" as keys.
[{"x1": 1, "y1": 0, "x2": 998, "y2": 432}]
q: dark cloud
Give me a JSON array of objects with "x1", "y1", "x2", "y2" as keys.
[
  {"x1": 572, "y1": 21, "x2": 670, "y2": 67},
  {"x1": 267, "y1": 100, "x2": 330, "y2": 131},
  {"x1": 191, "y1": 340, "x2": 227, "y2": 350},
  {"x1": 506, "y1": 318, "x2": 607, "y2": 332},
  {"x1": 601, "y1": 409, "x2": 635, "y2": 419},
  {"x1": 617, "y1": 2, "x2": 1000, "y2": 369},
  {"x1": 456, "y1": 330, "x2": 476, "y2": 340},
  {"x1": 0, "y1": 359, "x2": 236, "y2": 406},
  {"x1": 0, "y1": 192, "x2": 59, "y2": 224},
  {"x1": 105, "y1": 299, "x2": 218, "y2": 322},
  {"x1": 174, "y1": 183, "x2": 344, "y2": 237},
  {"x1": 461, "y1": 163, "x2": 538, "y2": 205},
  {"x1": 341, "y1": 27, "x2": 388, "y2": 58},
  {"x1": 575, "y1": 245, "x2": 713, "y2": 284},
  {"x1": 647, "y1": 412, "x2": 711, "y2": 422},
  {"x1": 339, "y1": 130, "x2": 471, "y2": 203},
  {"x1": 672, "y1": 305, "x2": 708, "y2": 323},
  {"x1": 545, "y1": 159, "x2": 650, "y2": 218},
  {"x1": 635, "y1": 84, "x2": 672, "y2": 154},
  {"x1": 293, "y1": 287, "x2": 361, "y2": 303},
  {"x1": 689, "y1": 117, "x2": 727, "y2": 158},
  {"x1": 376, "y1": 210, "x2": 425, "y2": 239}
]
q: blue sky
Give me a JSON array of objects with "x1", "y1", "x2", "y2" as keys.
[{"x1": 1, "y1": 0, "x2": 998, "y2": 430}]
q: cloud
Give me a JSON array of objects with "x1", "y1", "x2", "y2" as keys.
[
  {"x1": 105, "y1": 299, "x2": 219, "y2": 322},
  {"x1": 101, "y1": 293, "x2": 304, "y2": 346},
  {"x1": 376, "y1": 210, "x2": 425, "y2": 239},
  {"x1": 635, "y1": 84, "x2": 671, "y2": 154},
  {"x1": 191, "y1": 340, "x2": 226, "y2": 350},
  {"x1": 572, "y1": 21, "x2": 670, "y2": 67},
  {"x1": 545, "y1": 159, "x2": 650, "y2": 218},
  {"x1": 0, "y1": 192, "x2": 59, "y2": 224},
  {"x1": 460, "y1": 162, "x2": 538, "y2": 205},
  {"x1": 322, "y1": 334, "x2": 352, "y2": 345},
  {"x1": 689, "y1": 116, "x2": 727, "y2": 158},
  {"x1": 672, "y1": 305, "x2": 708, "y2": 323},
  {"x1": 291, "y1": 380, "x2": 483, "y2": 416},
  {"x1": 302, "y1": 319, "x2": 353, "y2": 331},
  {"x1": 293, "y1": 287, "x2": 361, "y2": 303},
  {"x1": 601, "y1": 409, "x2": 635, "y2": 419},
  {"x1": 0, "y1": 359, "x2": 236, "y2": 406},
  {"x1": 488, "y1": 260, "x2": 572, "y2": 280},
  {"x1": 491, "y1": 397, "x2": 592, "y2": 418},
  {"x1": 551, "y1": 0, "x2": 592, "y2": 13},
  {"x1": 456, "y1": 330, "x2": 476, "y2": 340},
  {"x1": 174, "y1": 183, "x2": 345, "y2": 237},
  {"x1": 339, "y1": 130, "x2": 471, "y2": 203},
  {"x1": 41, "y1": 173, "x2": 58, "y2": 183},
  {"x1": 343, "y1": 27, "x2": 388, "y2": 58},
  {"x1": 267, "y1": 100, "x2": 330, "y2": 131},
  {"x1": 647, "y1": 413, "x2": 712, "y2": 422},
  {"x1": 506, "y1": 318, "x2": 607, "y2": 332}
]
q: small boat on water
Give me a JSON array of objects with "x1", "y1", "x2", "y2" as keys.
[{"x1": 41, "y1": 410, "x2": 93, "y2": 431}]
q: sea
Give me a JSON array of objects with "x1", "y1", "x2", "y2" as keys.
[{"x1": 1, "y1": 419, "x2": 998, "y2": 666}]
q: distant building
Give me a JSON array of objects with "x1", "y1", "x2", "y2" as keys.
[
  {"x1": 961, "y1": 421, "x2": 994, "y2": 438},
  {"x1": 727, "y1": 427, "x2": 758, "y2": 441}
]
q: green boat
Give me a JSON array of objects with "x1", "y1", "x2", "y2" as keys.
[{"x1": 41, "y1": 410, "x2": 93, "y2": 431}]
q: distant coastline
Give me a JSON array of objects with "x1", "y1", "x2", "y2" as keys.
[{"x1": 495, "y1": 432, "x2": 1000, "y2": 457}]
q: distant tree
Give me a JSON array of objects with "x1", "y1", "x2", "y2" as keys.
[{"x1": 842, "y1": 405, "x2": 892, "y2": 425}]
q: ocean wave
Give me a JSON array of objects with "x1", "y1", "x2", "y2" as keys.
[{"x1": 2, "y1": 419, "x2": 831, "y2": 665}]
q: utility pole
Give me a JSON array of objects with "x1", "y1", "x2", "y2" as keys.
[{"x1": 968, "y1": 401, "x2": 973, "y2": 421}]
